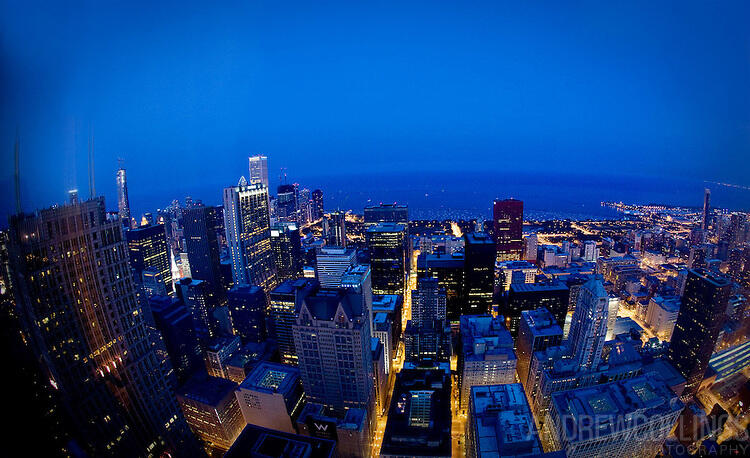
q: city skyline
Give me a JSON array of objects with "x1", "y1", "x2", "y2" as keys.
[{"x1": 3, "y1": 3, "x2": 750, "y2": 457}]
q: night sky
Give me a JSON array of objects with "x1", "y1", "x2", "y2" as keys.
[{"x1": 1, "y1": 1, "x2": 749, "y2": 219}]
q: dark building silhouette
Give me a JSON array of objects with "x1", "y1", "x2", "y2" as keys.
[
  {"x1": 6, "y1": 198, "x2": 196, "y2": 456},
  {"x1": 271, "y1": 222, "x2": 302, "y2": 282},
  {"x1": 417, "y1": 252, "x2": 465, "y2": 322},
  {"x1": 311, "y1": 189, "x2": 324, "y2": 220},
  {"x1": 227, "y1": 285, "x2": 267, "y2": 343},
  {"x1": 149, "y1": 295, "x2": 203, "y2": 384},
  {"x1": 493, "y1": 198, "x2": 524, "y2": 262},
  {"x1": 366, "y1": 223, "x2": 407, "y2": 296},
  {"x1": 668, "y1": 269, "x2": 731, "y2": 397},
  {"x1": 126, "y1": 223, "x2": 173, "y2": 294},
  {"x1": 503, "y1": 281, "x2": 569, "y2": 338},
  {"x1": 326, "y1": 211, "x2": 347, "y2": 247},
  {"x1": 182, "y1": 204, "x2": 223, "y2": 301},
  {"x1": 464, "y1": 232, "x2": 495, "y2": 315},
  {"x1": 363, "y1": 203, "x2": 408, "y2": 227},
  {"x1": 277, "y1": 184, "x2": 297, "y2": 224}
]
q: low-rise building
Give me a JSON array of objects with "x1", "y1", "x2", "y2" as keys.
[{"x1": 177, "y1": 376, "x2": 245, "y2": 452}]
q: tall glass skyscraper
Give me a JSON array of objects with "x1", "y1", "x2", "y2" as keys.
[
  {"x1": 7, "y1": 198, "x2": 196, "y2": 456},
  {"x1": 116, "y1": 166, "x2": 131, "y2": 227},
  {"x1": 366, "y1": 222, "x2": 407, "y2": 296},
  {"x1": 493, "y1": 198, "x2": 524, "y2": 262},
  {"x1": 248, "y1": 154, "x2": 269, "y2": 187},
  {"x1": 126, "y1": 223, "x2": 173, "y2": 295},
  {"x1": 223, "y1": 178, "x2": 276, "y2": 290},
  {"x1": 182, "y1": 204, "x2": 223, "y2": 299},
  {"x1": 668, "y1": 269, "x2": 731, "y2": 397}
]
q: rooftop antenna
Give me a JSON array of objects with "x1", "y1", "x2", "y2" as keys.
[
  {"x1": 14, "y1": 128, "x2": 21, "y2": 213},
  {"x1": 88, "y1": 127, "x2": 96, "y2": 198},
  {"x1": 117, "y1": 157, "x2": 124, "y2": 170}
]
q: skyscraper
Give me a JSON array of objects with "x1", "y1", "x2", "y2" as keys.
[
  {"x1": 316, "y1": 247, "x2": 357, "y2": 288},
  {"x1": 311, "y1": 189, "x2": 324, "y2": 220},
  {"x1": 566, "y1": 278, "x2": 609, "y2": 371},
  {"x1": 458, "y1": 315, "x2": 516, "y2": 409},
  {"x1": 293, "y1": 287, "x2": 374, "y2": 415},
  {"x1": 702, "y1": 188, "x2": 711, "y2": 231},
  {"x1": 270, "y1": 222, "x2": 302, "y2": 283},
  {"x1": 363, "y1": 203, "x2": 408, "y2": 228},
  {"x1": 127, "y1": 223, "x2": 173, "y2": 294},
  {"x1": 516, "y1": 308, "x2": 563, "y2": 393},
  {"x1": 7, "y1": 198, "x2": 195, "y2": 456},
  {"x1": 116, "y1": 166, "x2": 131, "y2": 228},
  {"x1": 276, "y1": 184, "x2": 297, "y2": 224},
  {"x1": 183, "y1": 204, "x2": 223, "y2": 299},
  {"x1": 223, "y1": 178, "x2": 276, "y2": 290},
  {"x1": 269, "y1": 278, "x2": 318, "y2": 365},
  {"x1": 404, "y1": 277, "x2": 451, "y2": 364},
  {"x1": 668, "y1": 269, "x2": 731, "y2": 397},
  {"x1": 464, "y1": 232, "x2": 495, "y2": 315},
  {"x1": 326, "y1": 210, "x2": 347, "y2": 247},
  {"x1": 248, "y1": 154, "x2": 269, "y2": 187},
  {"x1": 366, "y1": 222, "x2": 407, "y2": 295},
  {"x1": 227, "y1": 285, "x2": 267, "y2": 343},
  {"x1": 493, "y1": 198, "x2": 523, "y2": 262}
]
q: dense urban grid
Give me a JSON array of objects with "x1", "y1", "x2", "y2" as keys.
[{"x1": 3, "y1": 154, "x2": 750, "y2": 457}]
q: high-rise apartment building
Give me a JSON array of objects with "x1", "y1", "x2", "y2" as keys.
[
  {"x1": 668, "y1": 269, "x2": 731, "y2": 397},
  {"x1": 248, "y1": 154, "x2": 269, "y2": 187},
  {"x1": 493, "y1": 198, "x2": 524, "y2": 262},
  {"x1": 127, "y1": 223, "x2": 173, "y2": 294},
  {"x1": 366, "y1": 222, "x2": 407, "y2": 295},
  {"x1": 566, "y1": 278, "x2": 609, "y2": 371},
  {"x1": 458, "y1": 315, "x2": 516, "y2": 409},
  {"x1": 223, "y1": 178, "x2": 276, "y2": 290},
  {"x1": 293, "y1": 288, "x2": 374, "y2": 415},
  {"x1": 7, "y1": 198, "x2": 195, "y2": 456}
]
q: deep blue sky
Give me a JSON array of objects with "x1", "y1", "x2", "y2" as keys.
[{"x1": 2, "y1": 1, "x2": 749, "y2": 219}]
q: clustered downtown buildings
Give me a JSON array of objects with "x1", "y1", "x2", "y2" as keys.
[{"x1": 2, "y1": 153, "x2": 750, "y2": 458}]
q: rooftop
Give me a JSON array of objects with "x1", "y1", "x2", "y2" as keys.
[
  {"x1": 180, "y1": 375, "x2": 238, "y2": 406},
  {"x1": 520, "y1": 307, "x2": 563, "y2": 337},
  {"x1": 239, "y1": 361, "x2": 300, "y2": 395},
  {"x1": 225, "y1": 424, "x2": 335, "y2": 458},
  {"x1": 366, "y1": 222, "x2": 407, "y2": 233},
  {"x1": 471, "y1": 384, "x2": 543, "y2": 457},
  {"x1": 460, "y1": 315, "x2": 515, "y2": 361},
  {"x1": 550, "y1": 373, "x2": 683, "y2": 442}
]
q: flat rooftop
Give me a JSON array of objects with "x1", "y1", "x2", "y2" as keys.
[
  {"x1": 239, "y1": 361, "x2": 300, "y2": 395},
  {"x1": 471, "y1": 384, "x2": 542, "y2": 457},
  {"x1": 549, "y1": 373, "x2": 683, "y2": 442}
]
